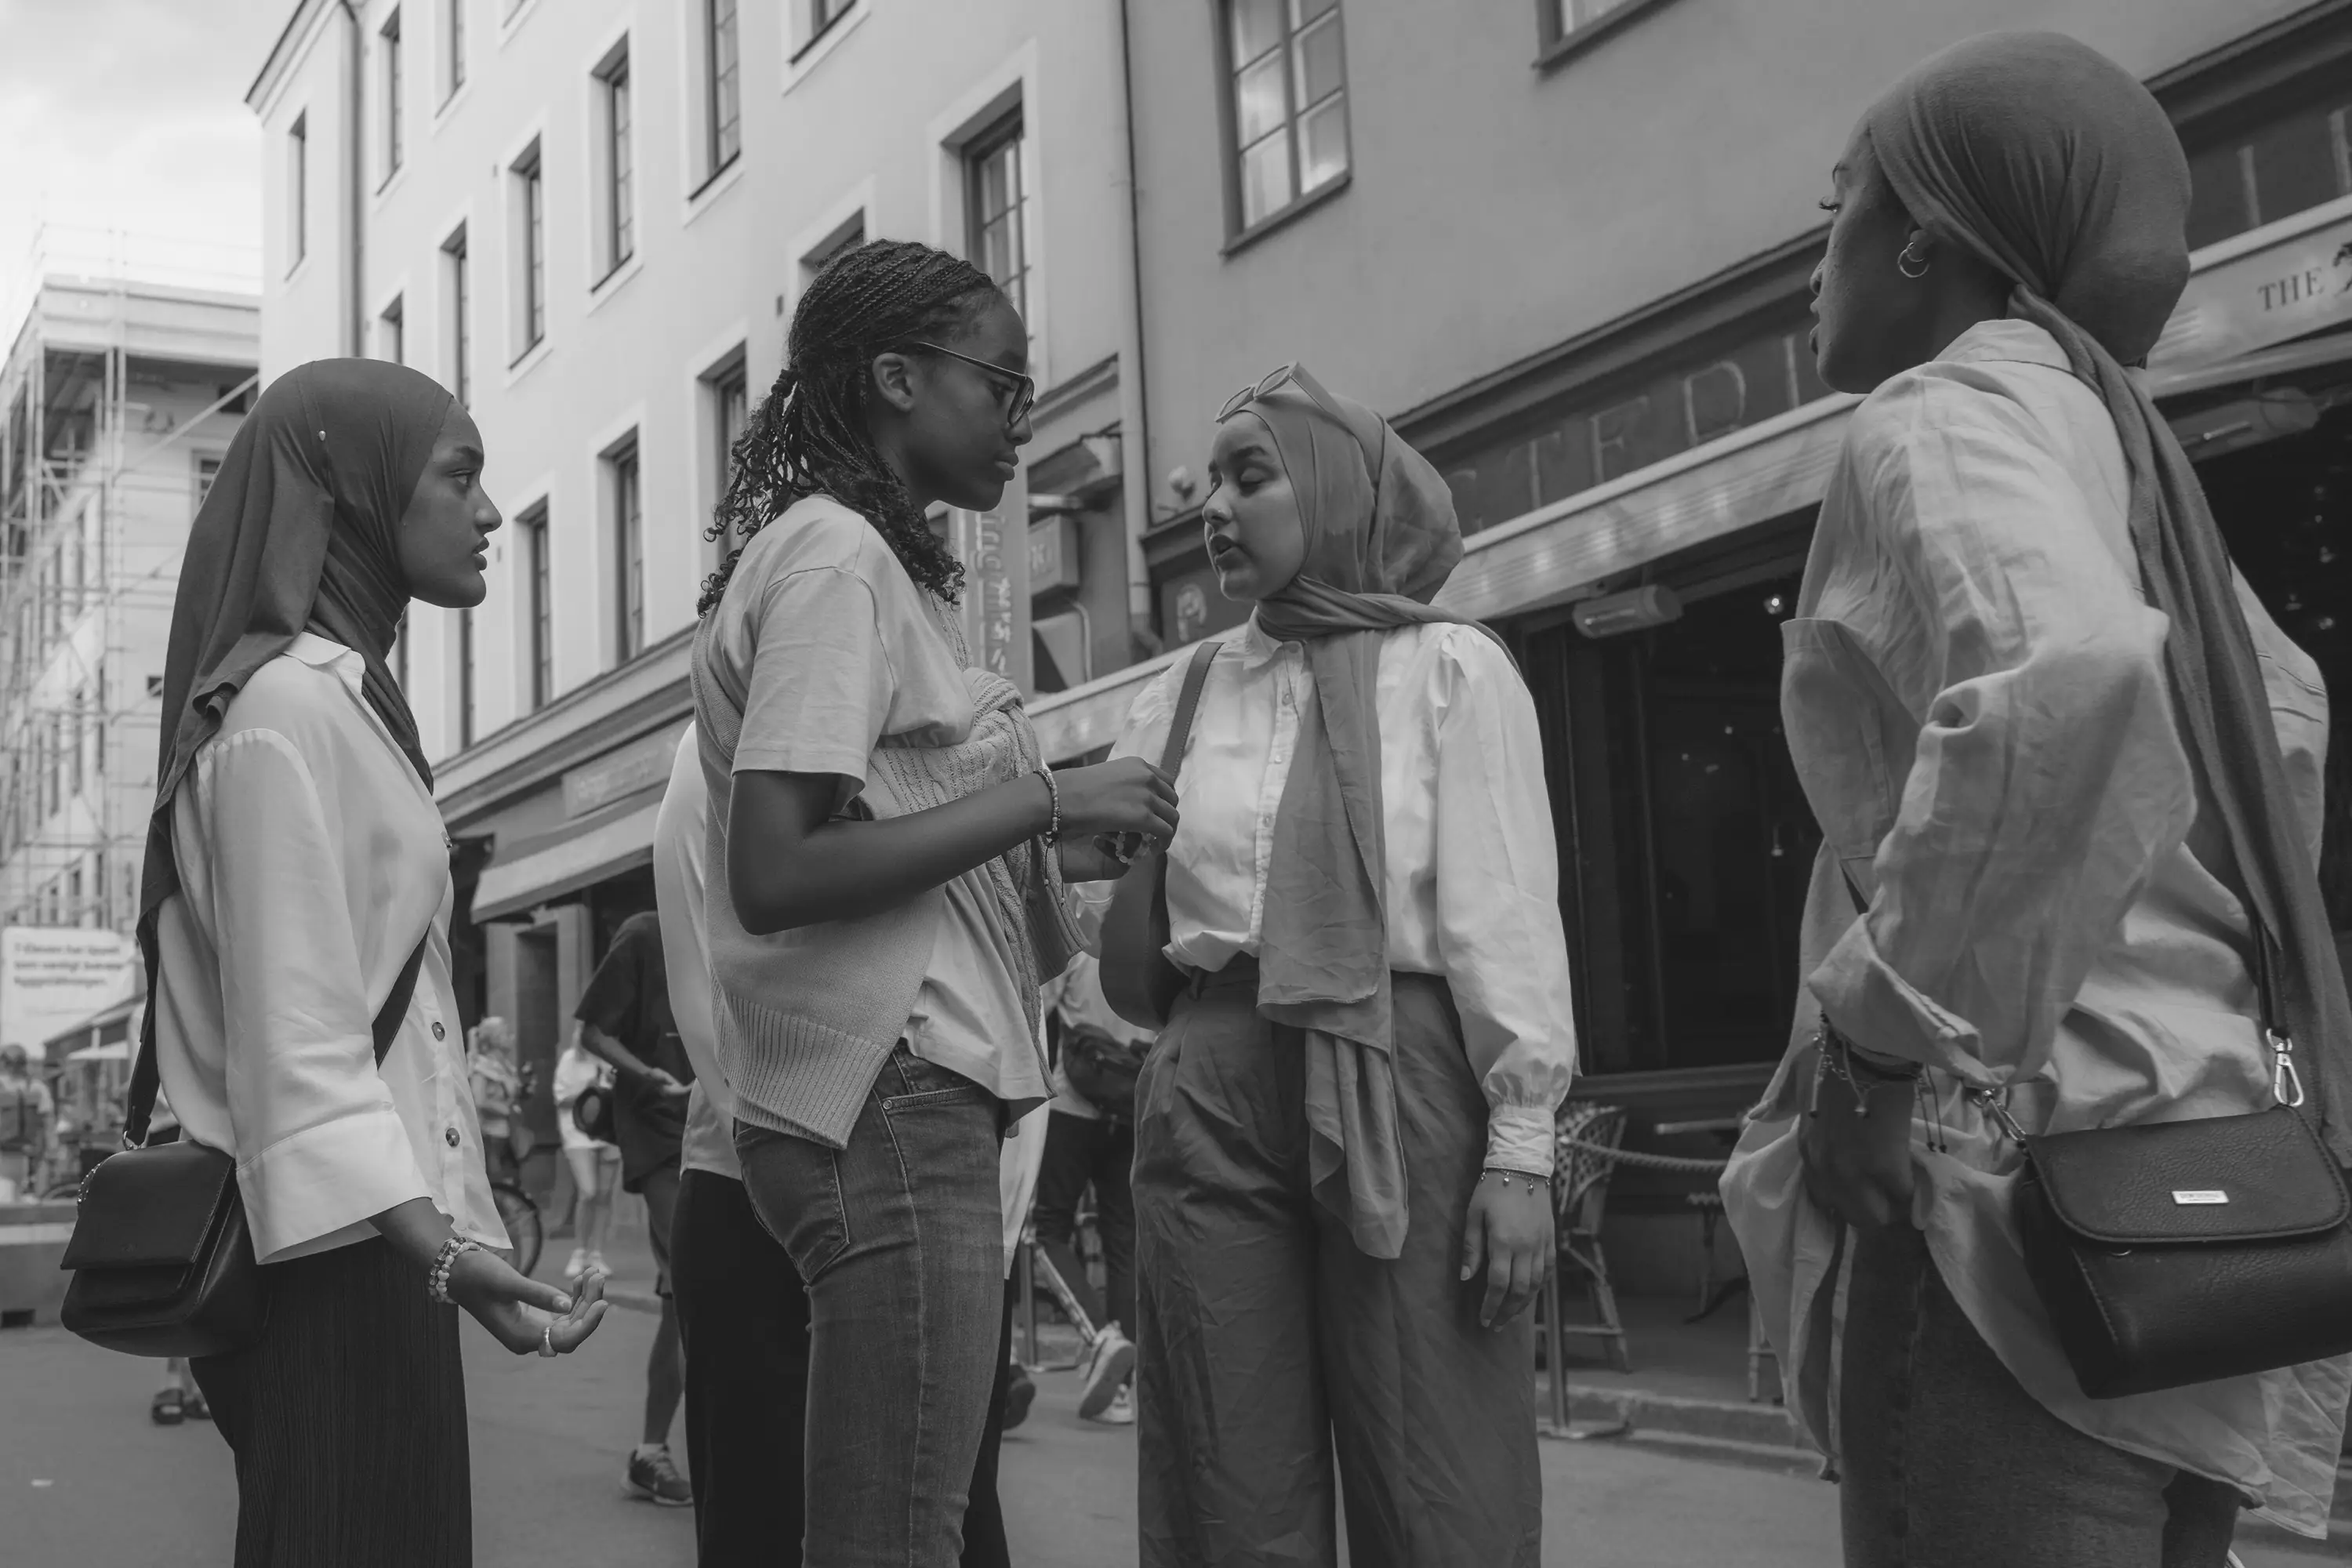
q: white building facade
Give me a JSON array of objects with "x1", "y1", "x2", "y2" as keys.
[{"x1": 247, "y1": 0, "x2": 1150, "y2": 1144}]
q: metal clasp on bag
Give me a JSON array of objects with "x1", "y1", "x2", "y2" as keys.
[
  {"x1": 2269, "y1": 1028, "x2": 2307, "y2": 1109},
  {"x1": 1969, "y1": 1087, "x2": 2030, "y2": 1148}
]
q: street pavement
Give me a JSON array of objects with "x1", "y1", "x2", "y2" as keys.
[{"x1": 1, "y1": 1307, "x2": 2336, "y2": 1566}]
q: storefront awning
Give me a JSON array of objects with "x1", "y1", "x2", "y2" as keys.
[{"x1": 470, "y1": 782, "x2": 666, "y2": 922}]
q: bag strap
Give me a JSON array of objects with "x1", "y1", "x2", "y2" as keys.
[
  {"x1": 123, "y1": 932, "x2": 431, "y2": 1148},
  {"x1": 1158, "y1": 641, "x2": 1222, "y2": 775}
]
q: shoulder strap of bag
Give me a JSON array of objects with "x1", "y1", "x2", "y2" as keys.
[
  {"x1": 122, "y1": 932, "x2": 431, "y2": 1148},
  {"x1": 1159, "y1": 641, "x2": 1221, "y2": 775}
]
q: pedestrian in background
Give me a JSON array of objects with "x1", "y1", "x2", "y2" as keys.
[
  {"x1": 553, "y1": 1037, "x2": 619, "y2": 1284},
  {"x1": 0, "y1": 1044, "x2": 53, "y2": 1201},
  {"x1": 1723, "y1": 31, "x2": 2351, "y2": 1563},
  {"x1": 144, "y1": 358, "x2": 604, "y2": 1568},
  {"x1": 572, "y1": 911, "x2": 695, "y2": 1508},
  {"x1": 1097, "y1": 364, "x2": 1577, "y2": 1567},
  {"x1": 691, "y1": 237, "x2": 1175, "y2": 1565},
  {"x1": 1033, "y1": 953, "x2": 1144, "y2": 1424},
  {"x1": 467, "y1": 1015, "x2": 523, "y2": 1184}
]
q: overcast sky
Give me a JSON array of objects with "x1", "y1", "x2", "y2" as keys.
[{"x1": 0, "y1": 0, "x2": 289, "y2": 314}]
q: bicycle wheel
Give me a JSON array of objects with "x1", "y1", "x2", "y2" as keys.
[{"x1": 492, "y1": 1182, "x2": 544, "y2": 1278}]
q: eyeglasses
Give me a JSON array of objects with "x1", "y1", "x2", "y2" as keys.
[{"x1": 907, "y1": 340, "x2": 1036, "y2": 430}]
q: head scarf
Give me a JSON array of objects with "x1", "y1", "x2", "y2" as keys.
[
  {"x1": 1866, "y1": 31, "x2": 2352, "y2": 1162},
  {"x1": 1229, "y1": 363, "x2": 1501, "y2": 1257},
  {"x1": 126, "y1": 358, "x2": 452, "y2": 1142}
]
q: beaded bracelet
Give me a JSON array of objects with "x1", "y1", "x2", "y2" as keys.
[
  {"x1": 1479, "y1": 1167, "x2": 1552, "y2": 1194},
  {"x1": 1036, "y1": 766, "x2": 1062, "y2": 847},
  {"x1": 428, "y1": 1237, "x2": 484, "y2": 1305}
]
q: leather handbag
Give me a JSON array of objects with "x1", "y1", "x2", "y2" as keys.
[
  {"x1": 1991, "y1": 931, "x2": 2352, "y2": 1398},
  {"x1": 59, "y1": 937, "x2": 430, "y2": 1359},
  {"x1": 572, "y1": 1080, "x2": 618, "y2": 1145},
  {"x1": 1100, "y1": 641, "x2": 1221, "y2": 1032},
  {"x1": 1061, "y1": 1025, "x2": 1145, "y2": 1122}
]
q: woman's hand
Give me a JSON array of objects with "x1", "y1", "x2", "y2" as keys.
[
  {"x1": 1056, "y1": 835, "x2": 1138, "y2": 884},
  {"x1": 1461, "y1": 1174, "x2": 1555, "y2": 1329},
  {"x1": 1800, "y1": 1056, "x2": 1918, "y2": 1230},
  {"x1": 448, "y1": 1248, "x2": 609, "y2": 1356},
  {"x1": 1056, "y1": 758, "x2": 1179, "y2": 844}
]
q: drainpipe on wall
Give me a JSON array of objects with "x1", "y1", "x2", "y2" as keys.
[
  {"x1": 336, "y1": 0, "x2": 366, "y2": 357},
  {"x1": 1113, "y1": 0, "x2": 1156, "y2": 653}
]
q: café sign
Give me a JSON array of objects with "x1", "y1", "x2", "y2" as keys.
[{"x1": 2150, "y1": 194, "x2": 2352, "y2": 376}]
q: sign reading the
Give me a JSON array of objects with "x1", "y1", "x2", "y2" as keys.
[
  {"x1": 2151, "y1": 196, "x2": 2352, "y2": 377},
  {"x1": 1, "y1": 927, "x2": 136, "y2": 1058}
]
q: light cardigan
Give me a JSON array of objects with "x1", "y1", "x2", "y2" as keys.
[{"x1": 690, "y1": 538, "x2": 1080, "y2": 1149}]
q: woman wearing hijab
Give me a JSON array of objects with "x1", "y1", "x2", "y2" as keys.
[
  {"x1": 1722, "y1": 32, "x2": 2352, "y2": 1563},
  {"x1": 147, "y1": 359, "x2": 607, "y2": 1566},
  {"x1": 1094, "y1": 364, "x2": 1575, "y2": 1567}
]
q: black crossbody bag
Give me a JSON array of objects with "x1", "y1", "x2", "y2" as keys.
[
  {"x1": 1989, "y1": 926, "x2": 2352, "y2": 1398},
  {"x1": 58, "y1": 937, "x2": 430, "y2": 1359},
  {"x1": 1101, "y1": 641, "x2": 1221, "y2": 1032}
]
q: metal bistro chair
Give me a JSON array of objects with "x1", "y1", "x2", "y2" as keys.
[{"x1": 1542, "y1": 1101, "x2": 1632, "y2": 1381}]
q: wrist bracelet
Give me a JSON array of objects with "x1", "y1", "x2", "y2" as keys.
[
  {"x1": 428, "y1": 1237, "x2": 483, "y2": 1305},
  {"x1": 1479, "y1": 1167, "x2": 1551, "y2": 1194},
  {"x1": 1036, "y1": 766, "x2": 1061, "y2": 847}
]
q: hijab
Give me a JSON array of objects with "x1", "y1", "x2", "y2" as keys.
[
  {"x1": 1865, "y1": 31, "x2": 2352, "y2": 1163},
  {"x1": 1229, "y1": 362, "x2": 1501, "y2": 1257},
  {"x1": 126, "y1": 358, "x2": 452, "y2": 1142}
]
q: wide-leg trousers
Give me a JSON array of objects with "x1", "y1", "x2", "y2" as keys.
[{"x1": 1132, "y1": 960, "x2": 1542, "y2": 1568}]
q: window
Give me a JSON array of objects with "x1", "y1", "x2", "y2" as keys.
[
  {"x1": 1539, "y1": 0, "x2": 1651, "y2": 52},
  {"x1": 967, "y1": 111, "x2": 1030, "y2": 323},
  {"x1": 445, "y1": 0, "x2": 466, "y2": 99},
  {"x1": 381, "y1": 296, "x2": 405, "y2": 365},
  {"x1": 288, "y1": 114, "x2": 309, "y2": 267},
  {"x1": 456, "y1": 607, "x2": 477, "y2": 747},
  {"x1": 594, "y1": 45, "x2": 635, "y2": 280},
  {"x1": 194, "y1": 454, "x2": 222, "y2": 508},
  {"x1": 521, "y1": 503, "x2": 552, "y2": 707},
  {"x1": 379, "y1": 10, "x2": 404, "y2": 183},
  {"x1": 443, "y1": 226, "x2": 470, "y2": 403},
  {"x1": 802, "y1": 213, "x2": 866, "y2": 282},
  {"x1": 702, "y1": 352, "x2": 749, "y2": 556},
  {"x1": 512, "y1": 143, "x2": 546, "y2": 358},
  {"x1": 608, "y1": 439, "x2": 644, "y2": 662},
  {"x1": 800, "y1": 0, "x2": 856, "y2": 53},
  {"x1": 1222, "y1": 0, "x2": 1348, "y2": 234},
  {"x1": 706, "y1": 0, "x2": 742, "y2": 176}
]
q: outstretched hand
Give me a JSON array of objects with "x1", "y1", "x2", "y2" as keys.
[
  {"x1": 449, "y1": 1250, "x2": 609, "y2": 1356},
  {"x1": 1461, "y1": 1176, "x2": 1554, "y2": 1329}
]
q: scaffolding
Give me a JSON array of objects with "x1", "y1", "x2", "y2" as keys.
[{"x1": 0, "y1": 227, "x2": 259, "y2": 936}]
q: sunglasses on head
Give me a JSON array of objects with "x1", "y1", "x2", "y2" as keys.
[
  {"x1": 906, "y1": 340, "x2": 1036, "y2": 430},
  {"x1": 1218, "y1": 362, "x2": 1347, "y2": 425}
]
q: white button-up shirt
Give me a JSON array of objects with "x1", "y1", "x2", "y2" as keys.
[
  {"x1": 1089, "y1": 615, "x2": 1579, "y2": 1174},
  {"x1": 1723, "y1": 321, "x2": 2347, "y2": 1537},
  {"x1": 153, "y1": 633, "x2": 504, "y2": 1265}
]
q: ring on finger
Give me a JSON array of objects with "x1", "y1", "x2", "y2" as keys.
[{"x1": 539, "y1": 1322, "x2": 557, "y2": 1358}]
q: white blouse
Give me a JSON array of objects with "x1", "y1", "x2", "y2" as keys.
[
  {"x1": 153, "y1": 633, "x2": 505, "y2": 1265},
  {"x1": 1722, "y1": 321, "x2": 2347, "y2": 1537},
  {"x1": 1092, "y1": 615, "x2": 1579, "y2": 1174}
]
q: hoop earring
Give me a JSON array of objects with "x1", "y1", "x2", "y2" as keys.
[{"x1": 1897, "y1": 241, "x2": 1932, "y2": 280}]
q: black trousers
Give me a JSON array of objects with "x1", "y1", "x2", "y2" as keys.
[
  {"x1": 1032, "y1": 1109, "x2": 1135, "y2": 1336},
  {"x1": 670, "y1": 1168, "x2": 810, "y2": 1567},
  {"x1": 671, "y1": 1166, "x2": 1019, "y2": 1568},
  {"x1": 191, "y1": 1237, "x2": 470, "y2": 1568}
]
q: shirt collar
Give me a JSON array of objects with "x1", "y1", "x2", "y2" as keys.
[
  {"x1": 1234, "y1": 611, "x2": 1294, "y2": 666},
  {"x1": 1940, "y1": 318, "x2": 2072, "y2": 373},
  {"x1": 285, "y1": 632, "x2": 368, "y2": 699}
]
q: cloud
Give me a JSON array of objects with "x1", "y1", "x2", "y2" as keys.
[{"x1": 0, "y1": 0, "x2": 291, "y2": 307}]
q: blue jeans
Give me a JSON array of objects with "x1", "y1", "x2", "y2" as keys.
[
  {"x1": 1838, "y1": 1225, "x2": 2243, "y2": 1567},
  {"x1": 736, "y1": 1047, "x2": 1004, "y2": 1568}
]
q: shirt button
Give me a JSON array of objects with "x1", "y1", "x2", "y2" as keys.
[
  {"x1": 445, "y1": 1127, "x2": 460, "y2": 1148},
  {"x1": 431, "y1": 1022, "x2": 445, "y2": 1040}
]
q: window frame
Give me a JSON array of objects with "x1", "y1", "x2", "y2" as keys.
[
  {"x1": 793, "y1": 0, "x2": 860, "y2": 64},
  {"x1": 445, "y1": 0, "x2": 466, "y2": 100},
  {"x1": 706, "y1": 0, "x2": 742, "y2": 181},
  {"x1": 1214, "y1": 0, "x2": 1352, "y2": 251},
  {"x1": 380, "y1": 294, "x2": 405, "y2": 365},
  {"x1": 520, "y1": 501, "x2": 553, "y2": 708},
  {"x1": 964, "y1": 107, "x2": 1030, "y2": 325},
  {"x1": 193, "y1": 452, "x2": 223, "y2": 509},
  {"x1": 591, "y1": 41, "x2": 636, "y2": 285},
  {"x1": 379, "y1": 9, "x2": 405, "y2": 186},
  {"x1": 1534, "y1": 0, "x2": 1678, "y2": 72},
  {"x1": 608, "y1": 437, "x2": 646, "y2": 664},
  {"x1": 443, "y1": 224, "x2": 471, "y2": 404},
  {"x1": 510, "y1": 140, "x2": 546, "y2": 363},
  {"x1": 288, "y1": 113, "x2": 309, "y2": 271},
  {"x1": 699, "y1": 348, "x2": 750, "y2": 569},
  {"x1": 456, "y1": 605, "x2": 477, "y2": 749}
]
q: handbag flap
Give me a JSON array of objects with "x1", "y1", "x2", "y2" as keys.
[
  {"x1": 58, "y1": 1141, "x2": 240, "y2": 1270},
  {"x1": 2030, "y1": 1105, "x2": 2350, "y2": 1246}
]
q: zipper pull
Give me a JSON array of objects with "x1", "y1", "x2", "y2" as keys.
[{"x1": 2270, "y1": 1029, "x2": 2307, "y2": 1109}]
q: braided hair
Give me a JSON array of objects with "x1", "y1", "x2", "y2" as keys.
[{"x1": 700, "y1": 240, "x2": 1004, "y2": 615}]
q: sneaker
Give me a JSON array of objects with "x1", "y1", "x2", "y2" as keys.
[
  {"x1": 1004, "y1": 1361, "x2": 1036, "y2": 1432},
  {"x1": 1078, "y1": 1327, "x2": 1136, "y2": 1421},
  {"x1": 625, "y1": 1444, "x2": 693, "y2": 1507},
  {"x1": 561, "y1": 1247, "x2": 589, "y2": 1285},
  {"x1": 1087, "y1": 1384, "x2": 1134, "y2": 1427}
]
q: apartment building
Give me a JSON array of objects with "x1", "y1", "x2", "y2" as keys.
[{"x1": 246, "y1": 0, "x2": 1148, "y2": 1131}]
